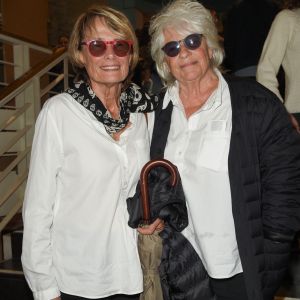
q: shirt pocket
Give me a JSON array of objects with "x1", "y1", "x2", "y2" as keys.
[{"x1": 197, "y1": 132, "x2": 230, "y2": 172}]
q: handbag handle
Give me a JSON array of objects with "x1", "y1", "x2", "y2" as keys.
[{"x1": 140, "y1": 158, "x2": 178, "y2": 225}]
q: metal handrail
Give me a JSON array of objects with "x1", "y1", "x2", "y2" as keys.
[
  {"x1": 0, "y1": 48, "x2": 67, "y2": 108},
  {"x1": 0, "y1": 171, "x2": 27, "y2": 208},
  {"x1": 0, "y1": 126, "x2": 30, "y2": 157},
  {"x1": 0, "y1": 31, "x2": 54, "y2": 94},
  {"x1": 0, "y1": 31, "x2": 52, "y2": 54},
  {"x1": 0, "y1": 103, "x2": 31, "y2": 131},
  {"x1": 0, "y1": 147, "x2": 31, "y2": 183}
]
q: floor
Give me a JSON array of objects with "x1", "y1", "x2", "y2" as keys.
[
  {"x1": 0, "y1": 235, "x2": 299, "y2": 300},
  {"x1": 276, "y1": 241, "x2": 300, "y2": 300}
]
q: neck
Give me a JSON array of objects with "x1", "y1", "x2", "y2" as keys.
[
  {"x1": 178, "y1": 69, "x2": 219, "y2": 118},
  {"x1": 179, "y1": 70, "x2": 219, "y2": 108},
  {"x1": 91, "y1": 82, "x2": 123, "y2": 119}
]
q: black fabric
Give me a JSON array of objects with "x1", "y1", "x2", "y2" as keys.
[
  {"x1": 159, "y1": 226, "x2": 215, "y2": 300},
  {"x1": 127, "y1": 165, "x2": 188, "y2": 233},
  {"x1": 146, "y1": 74, "x2": 300, "y2": 300},
  {"x1": 264, "y1": 228, "x2": 295, "y2": 243},
  {"x1": 224, "y1": 75, "x2": 300, "y2": 300},
  {"x1": 150, "y1": 97, "x2": 173, "y2": 159},
  {"x1": 209, "y1": 273, "x2": 248, "y2": 300}
]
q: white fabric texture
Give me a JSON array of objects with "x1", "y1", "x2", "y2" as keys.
[
  {"x1": 22, "y1": 93, "x2": 149, "y2": 300},
  {"x1": 257, "y1": 8, "x2": 300, "y2": 113},
  {"x1": 158, "y1": 71, "x2": 243, "y2": 278}
]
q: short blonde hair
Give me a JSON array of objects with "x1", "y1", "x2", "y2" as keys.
[
  {"x1": 149, "y1": 0, "x2": 224, "y2": 87},
  {"x1": 68, "y1": 4, "x2": 139, "y2": 86}
]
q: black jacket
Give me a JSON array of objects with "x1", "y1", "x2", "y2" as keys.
[{"x1": 150, "y1": 75, "x2": 300, "y2": 300}]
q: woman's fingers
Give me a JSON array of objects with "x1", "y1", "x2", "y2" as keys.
[{"x1": 137, "y1": 218, "x2": 164, "y2": 235}]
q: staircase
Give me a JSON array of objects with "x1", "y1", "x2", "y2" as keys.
[
  {"x1": 0, "y1": 213, "x2": 33, "y2": 300},
  {"x1": 0, "y1": 32, "x2": 70, "y2": 300}
]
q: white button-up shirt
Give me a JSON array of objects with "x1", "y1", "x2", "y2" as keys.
[
  {"x1": 154, "y1": 71, "x2": 243, "y2": 278},
  {"x1": 22, "y1": 93, "x2": 149, "y2": 299}
]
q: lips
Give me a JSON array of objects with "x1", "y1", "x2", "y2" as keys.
[
  {"x1": 180, "y1": 61, "x2": 197, "y2": 68},
  {"x1": 100, "y1": 65, "x2": 120, "y2": 70}
]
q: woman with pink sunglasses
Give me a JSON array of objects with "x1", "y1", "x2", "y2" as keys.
[{"x1": 21, "y1": 4, "x2": 160, "y2": 300}]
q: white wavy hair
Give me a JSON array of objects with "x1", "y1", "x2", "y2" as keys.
[{"x1": 149, "y1": 0, "x2": 224, "y2": 87}]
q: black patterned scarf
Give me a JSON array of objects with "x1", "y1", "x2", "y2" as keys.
[{"x1": 66, "y1": 81, "x2": 159, "y2": 135}]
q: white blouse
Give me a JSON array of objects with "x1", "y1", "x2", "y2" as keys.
[
  {"x1": 149, "y1": 71, "x2": 243, "y2": 278},
  {"x1": 22, "y1": 93, "x2": 149, "y2": 300}
]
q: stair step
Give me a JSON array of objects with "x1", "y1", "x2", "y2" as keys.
[
  {"x1": 0, "y1": 258, "x2": 23, "y2": 275},
  {"x1": 1, "y1": 212, "x2": 23, "y2": 234},
  {"x1": 0, "y1": 153, "x2": 17, "y2": 172}
]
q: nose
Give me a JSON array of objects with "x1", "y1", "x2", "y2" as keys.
[
  {"x1": 104, "y1": 44, "x2": 115, "y2": 57},
  {"x1": 178, "y1": 42, "x2": 189, "y2": 58}
]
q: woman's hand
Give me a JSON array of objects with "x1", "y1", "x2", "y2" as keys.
[
  {"x1": 137, "y1": 218, "x2": 164, "y2": 235},
  {"x1": 51, "y1": 297, "x2": 61, "y2": 300}
]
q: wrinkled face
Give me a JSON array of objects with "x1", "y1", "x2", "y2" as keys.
[
  {"x1": 162, "y1": 26, "x2": 213, "y2": 85},
  {"x1": 79, "y1": 17, "x2": 132, "y2": 90}
]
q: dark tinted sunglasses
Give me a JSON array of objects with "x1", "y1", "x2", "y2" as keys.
[
  {"x1": 80, "y1": 39, "x2": 133, "y2": 57},
  {"x1": 162, "y1": 33, "x2": 203, "y2": 57}
]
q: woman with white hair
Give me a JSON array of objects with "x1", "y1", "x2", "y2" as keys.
[{"x1": 148, "y1": 1, "x2": 300, "y2": 299}]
